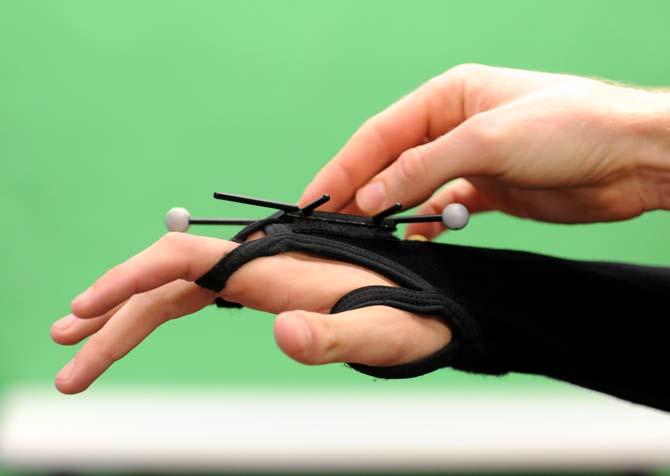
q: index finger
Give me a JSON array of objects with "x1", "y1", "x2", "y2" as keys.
[
  {"x1": 71, "y1": 233, "x2": 236, "y2": 319},
  {"x1": 299, "y1": 73, "x2": 467, "y2": 212}
]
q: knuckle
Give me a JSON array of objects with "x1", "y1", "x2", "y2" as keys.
[
  {"x1": 160, "y1": 231, "x2": 190, "y2": 252},
  {"x1": 461, "y1": 114, "x2": 507, "y2": 156},
  {"x1": 428, "y1": 63, "x2": 495, "y2": 120},
  {"x1": 137, "y1": 292, "x2": 174, "y2": 322},
  {"x1": 304, "y1": 318, "x2": 339, "y2": 366},
  {"x1": 446, "y1": 62, "x2": 488, "y2": 81},
  {"x1": 333, "y1": 161, "x2": 358, "y2": 192},
  {"x1": 358, "y1": 115, "x2": 380, "y2": 142},
  {"x1": 87, "y1": 334, "x2": 121, "y2": 365},
  {"x1": 422, "y1": 64, "x2": 487, "y2": 97},
  {"x1": 422, "y1": 198, "x2": 444, "y2": 216},
  {"x1": 360, "y1": 114, "x2": 379, "y2": 132},
  {"x1": 97, "y1": 265, "x2": 126, "y2": 291},
  {"x1": 360, "y1": 114, "x2": 391, "y2": 157},
  {"x1": 100, "y1": 265, "x2": 123, "y2": 282},
  {"x1": 220, "y1": 277, "x2": 251, "y2": 305},
  {"x1": 594, "y1": 185, "x2": 644, "y2": 220},
  {"x1": 159, "y1": 232, "x2": 197, "y2": 280},
  {"x1": 396, "y1": 147, "x2": 429, "y2": 188}
]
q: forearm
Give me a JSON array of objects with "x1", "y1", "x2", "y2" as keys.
[
  {"x1": 432, "y1": 245, "x2": 670, "y2": 411},
  {"x1": 632, "y1": 90, "x2": 670, "y2": 211}
]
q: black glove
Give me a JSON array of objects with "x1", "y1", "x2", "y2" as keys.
[{"x1": 195, "y1": 211, "x2": 670, "y2": 412}]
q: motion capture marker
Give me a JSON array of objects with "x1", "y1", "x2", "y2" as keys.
[
  {"x1": 442, "y1": 203, "x2": 470, "y2": 230},
  {"x1": 389, "y1": 202, "x2": 469, "y2": 230},
  {"x1": 165, "y1": 207, "x2": 191, "y2": 232},
  {"x1": 165, "y1": 207, "x2": 256, "y2": 232}
]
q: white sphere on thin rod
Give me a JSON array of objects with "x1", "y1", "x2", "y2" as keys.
[
  {"x1": 165, "y1": 207, "x2": 191, "y2": 232},
  {"x1": 442, "y1": 203, "x2": 470, "y2": 230}
]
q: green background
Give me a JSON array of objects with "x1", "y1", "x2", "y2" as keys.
[{"x1": 2, "y1": 0, "x2": 670, "y2": 408}]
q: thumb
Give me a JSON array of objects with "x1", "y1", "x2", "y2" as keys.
[
  {"x1": 273, "y1": 305, "x2": 452, "y2": 367},
  {"x1": 354, "y1": 113, "x2": 503, "y2": 215}
]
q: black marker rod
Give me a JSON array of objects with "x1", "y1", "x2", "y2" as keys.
[
  {"x1": 166, "y1": 207, "x2": 256, "y2": 232},
  {"x1": 213, "y1": 192, "x2": 299, "y2": 212},
  {"x1": 391, "y1": 214, "x2": 443, "y2": 224},
  {"x1": 300, "y1": 194, "x2": 330, "y2": 214},
  {"x1": 190, "y1": 218, "x2": 257, "y2": 225},
  {"x1": 372, "y1": 202, "x2": 402, "y2": 222},
  {"x1": 393, "y1": 204, "x2": 470, "y2": 230}
]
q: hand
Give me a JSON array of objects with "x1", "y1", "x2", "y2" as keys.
[
  {"x1": 51, "y1": 232, "x2": 451, "y2": 394},
  {"x1": 300, "y1": 64, "x2": 670, "y2": 239}
]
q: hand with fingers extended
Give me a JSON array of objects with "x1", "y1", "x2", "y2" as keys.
[
  {"x1": 300, "y1": 64, "x2": 670, "y2": 239},
  {"x1": 50, "y1": 232, "x2": 451, "y2": 394},
  {"x1": 50, "y1": 202, "x2": 670, "y2": 411}
]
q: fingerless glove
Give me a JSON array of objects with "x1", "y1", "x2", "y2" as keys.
[{"x1": 195, "y1": 211, "x2": 670, "y2": 412}]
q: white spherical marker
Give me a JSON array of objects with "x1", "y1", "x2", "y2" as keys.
[
  {"x1": 442, "y1": 203, "x2": 470, "y2": 230},
  {"x1": 165, "y1": 207, "x2": 191, "y2": 232}
]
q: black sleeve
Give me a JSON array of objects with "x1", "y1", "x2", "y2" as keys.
[{"x1": 195, "y1": 216, "x2": 670, "y2": 412}]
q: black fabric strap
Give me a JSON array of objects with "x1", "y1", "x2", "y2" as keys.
[
  {"x1": 214, "y1": 297, "x2": 242, "y2": 308},
  {"x1": 196, "y1": 231, "x2": 435, "y2": 293},
  {"x1": 331, "y1": 285, "x2": 496, "y2": 378},
  {"x1": 331, "y1": 285, "x2": 480, "y2": 346}
]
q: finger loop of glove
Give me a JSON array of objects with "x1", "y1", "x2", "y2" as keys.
[{"x1": 330, "y1": 285, "x2": 481, "y2": 379}]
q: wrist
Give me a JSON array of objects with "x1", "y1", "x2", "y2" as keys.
[{"x1": 630, "y1": 91, "x2": 670, "y2": 212}]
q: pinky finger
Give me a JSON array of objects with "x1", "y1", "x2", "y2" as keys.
[
  {"x1": 404, "y1": 178, "x2": 490, "y2": 240},
  {"x1": 55, "y1": 280, "x2": 213, "y2": 394}
]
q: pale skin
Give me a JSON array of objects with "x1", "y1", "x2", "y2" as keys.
[{"x1": 52, "y1": 64, "x2": 670, "y2": 394}]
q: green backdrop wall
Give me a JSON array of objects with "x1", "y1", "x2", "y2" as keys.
[{"x1": 2, "y1": 0, "x2": 669, "y2": 394}]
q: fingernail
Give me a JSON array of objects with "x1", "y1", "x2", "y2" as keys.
[
  {"x1": 72, "y1": 287, "x2": 91, "y2": 307},
  {"x1": 407, "y1": 234, "x2": 428, "y2": 241},
  {"x1": 54, "y1": 314, "x2": 77, "y2": 331},
  {"x1": 356, "y1": 182, "x2": 386, "y2": 214},
  {"x1": 56, "y1": 359, "x2": 75, "y2": 381}
]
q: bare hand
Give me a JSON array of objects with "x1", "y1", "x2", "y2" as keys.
[{"x1": 300, "y1": 64, "x2": 670, "y2": 239}]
